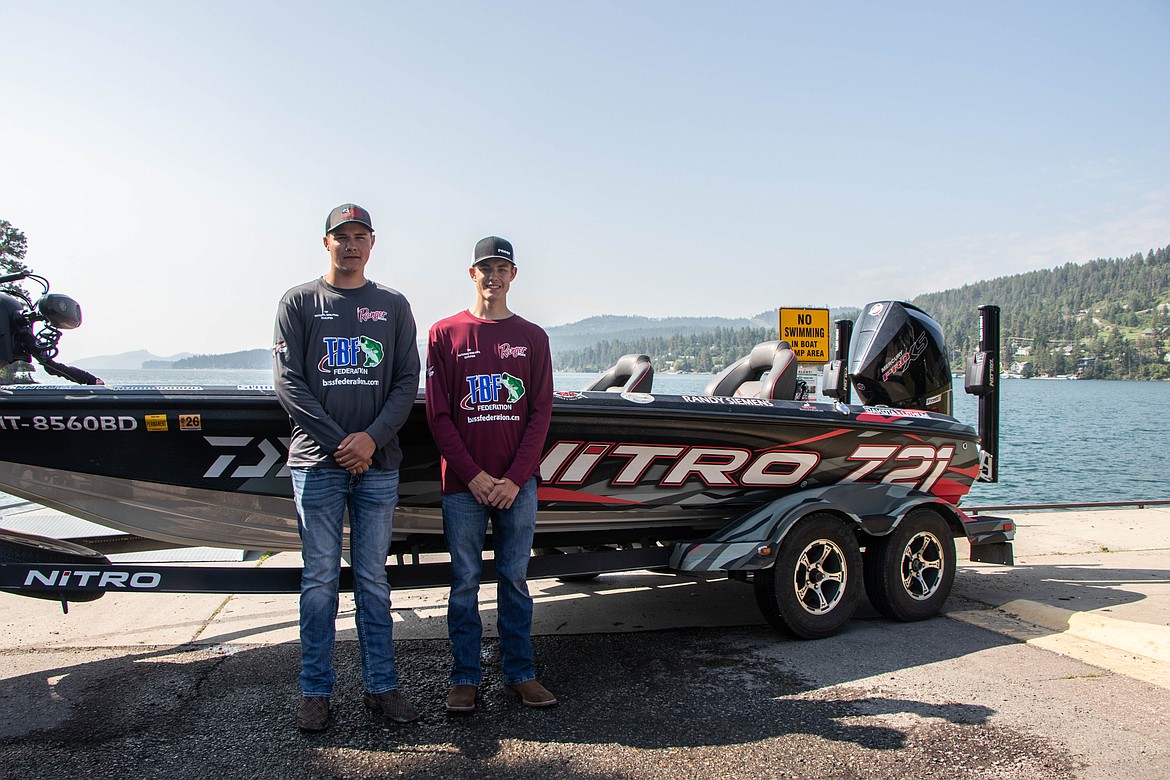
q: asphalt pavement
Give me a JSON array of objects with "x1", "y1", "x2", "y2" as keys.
[{"x1": 2, "y1": 506, "x2": 1169, "y2": 779}]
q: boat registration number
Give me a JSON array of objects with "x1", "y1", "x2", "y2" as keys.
[{"x1": 0, "y1": 415, "x2": 138, "y2": 432}]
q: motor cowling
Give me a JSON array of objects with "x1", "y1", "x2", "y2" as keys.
[
  {"x1": 37, "y1": 293, "x2": 82, "y2": 330},
  {"x1": 848, "y1": 301, "x2": 952, "y2": 415}
]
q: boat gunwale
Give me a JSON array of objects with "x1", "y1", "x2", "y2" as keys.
[{"x1": 0, "y1": 385, "x2": 977, "y2": 438}]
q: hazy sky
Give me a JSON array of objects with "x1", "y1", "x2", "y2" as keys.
[{"x1": 2, "y1": 1, "x2": 1168, "y2": 360}]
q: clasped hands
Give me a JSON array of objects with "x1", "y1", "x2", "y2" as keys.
[
  {"x1": 334, "y1": 431, "x2": 375, "y2": 474},
  {"x1": 468, "y1": 471, "x2": 520, "y2": 509}
]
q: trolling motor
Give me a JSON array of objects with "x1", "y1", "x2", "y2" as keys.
[{"x1": 0, "y1": 272, "x2": 101, "y2": 385}]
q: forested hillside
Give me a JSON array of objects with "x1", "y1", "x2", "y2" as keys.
[
  {"x1": 558, "y1": 326, "x2": 775, "y2": 373},
  {"x1": 547, "y1": 313, "x2": 774, "y2": 354},
  {"x1": 915, "y1": 244, "x2": 1169, "y2": 379},
  {"x1": 555, "y1": 308, "x2": 859, "y2": 373},
  {"x1": 554, "y1": 244, "x2": 1170, "y2": 380},
  {"x1": 144, "y1": 349, "x2": 270, "y2": 370}
]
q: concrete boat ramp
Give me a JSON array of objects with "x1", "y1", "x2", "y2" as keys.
[{"x1": 2, "y1": 506, "x2": 1169, "y2": 779}]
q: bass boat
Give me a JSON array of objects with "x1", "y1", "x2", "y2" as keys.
[{"x1": 0, "y1": 272, "x2": 1010, "y2": 639}]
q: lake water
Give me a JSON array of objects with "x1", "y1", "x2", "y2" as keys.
[{"x1": 27, "y1": 369, "x2": 1170, "y2": 507}]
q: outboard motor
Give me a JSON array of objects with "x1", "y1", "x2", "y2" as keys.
[
  {"x1": 848, "y1": 301, "x2": 952, "y2": 415},
  {"x1": 0, "y1": 272, "x2": 99, "y2": 384}
]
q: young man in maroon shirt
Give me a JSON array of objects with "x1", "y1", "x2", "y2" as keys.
[{"x1": 425, "y1": 236, "x2": 555, "y2": 713}]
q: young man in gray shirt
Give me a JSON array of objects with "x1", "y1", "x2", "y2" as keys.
[{"x1": 273, "y1": 203, "x2": 420, "y2": 732}]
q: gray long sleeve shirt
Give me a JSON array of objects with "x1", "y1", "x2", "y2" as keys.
[{"x1": 273, "y1": 278, "x2": 420, "y2": 470}]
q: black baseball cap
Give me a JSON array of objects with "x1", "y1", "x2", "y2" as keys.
[
  {"x1": 325, "y1": 203, "x2": 374, "y2": 234},
  {"x1": 473, "y1": 236, "x2": 515, "y2": 266}
]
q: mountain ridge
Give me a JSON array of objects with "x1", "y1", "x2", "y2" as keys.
[
  {"x1": 62, "y1": 243, "x2": 1170, "y2": 378},
  {"x1": 70, "y1": 350, "x2": 194, "y2": 370}
]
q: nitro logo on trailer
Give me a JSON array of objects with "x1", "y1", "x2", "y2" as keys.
[
  {"x1": 318, "y1": 336, "x2": 384, "y2": 371},
  {"x1": 461, "y1": 373, "x2": 525, "y2": 410},
  {"x1": 23, "y1": 569, "x2": 162, "y2": 590}
]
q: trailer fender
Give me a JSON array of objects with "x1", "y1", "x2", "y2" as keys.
[
  {"x1": 0, "y1": 528, "x2": 110, "y2": 603},
  {"x1": 670, "y1": 483, "x2": 958, "y2": 573}
]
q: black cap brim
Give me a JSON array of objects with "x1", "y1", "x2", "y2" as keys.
[
  {"x1": 328, "y1": 219, "x2": 374, "y2": 233},
  {"x1": 472, "y1": 255, "x2": 516, "y2": 266}
]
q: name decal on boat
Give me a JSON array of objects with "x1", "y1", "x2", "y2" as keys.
[
  {"x1": 859, "y1": 406, "x2": 930, "y2": 418},
  {"x1": 680, "y1": 395, "x2": 773, "y2": 407},
  {"x1": 539, "y1": 441, "x2": 956, "y2": 492}
]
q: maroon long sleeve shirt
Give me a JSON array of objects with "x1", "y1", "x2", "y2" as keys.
[{"x1": 425, "y1": 310, "x2": 553, "y2": 494}]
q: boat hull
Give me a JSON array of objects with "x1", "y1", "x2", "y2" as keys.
[{"x1": 0, "y1": 385, "x2": 981, "y2": 551}]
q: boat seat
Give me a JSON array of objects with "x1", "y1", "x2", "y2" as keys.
[
  {"x1": 703, "y1": 341, "x2": 798, "y2": 400},
  {"x1": 583, "y1": 354, "x2": 654, "y2": 393}
]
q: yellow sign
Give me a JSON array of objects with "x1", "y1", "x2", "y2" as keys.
[
  {"x1": 778, "y1": 308, "x2": 831, "y2": 364},
  {"x1": 145, "y1": 414, "x2": 168, "y2": 432}
]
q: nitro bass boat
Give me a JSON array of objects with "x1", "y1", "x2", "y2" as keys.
[{"x1": 0, "y1": 271, "x2": 1010, "y2": 639}]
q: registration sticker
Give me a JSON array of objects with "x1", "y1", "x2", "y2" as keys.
[
  {"x1": 179, "y1": 413, "x2": 202, "y2": 431},
  {"x1": 145, "y1": 414, "x2": 168, "y2": 432}
]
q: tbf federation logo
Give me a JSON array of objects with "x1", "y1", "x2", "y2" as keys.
[
  {"x1": 462, "y1": 372, "x2": 525, "y2": 410},
  {"x1": 319, "y1": 336, "x2": 384, "y2": 371}
]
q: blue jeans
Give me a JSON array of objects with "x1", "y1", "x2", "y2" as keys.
[
  {"x1": 443, "y1": 477, "x2": 538, "y2": 687},
  {"x1": 291, "y1": 466, "x2": 399, "y2": 697}
]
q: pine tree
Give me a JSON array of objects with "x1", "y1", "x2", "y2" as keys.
[{"x1": 0, "y1": 220, "x2": 34, "y2": 383}]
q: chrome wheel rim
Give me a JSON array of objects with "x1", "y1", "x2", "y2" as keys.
[
  {"x1": 793, "y1": 538, "x2": 848, "y2": 615},
  {"x1": 901, "y1": 531, "x2": 944, "y2": 601}
]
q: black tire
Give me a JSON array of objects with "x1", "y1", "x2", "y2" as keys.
[
  {"x1": 753, "y1": 513, "x2": 862, "y2": 640},
  {"x1": 863, "y1": 508, "x2": 956, "y2": 622},
  {"x1": 0, "y1": 530, "x2": 109, "y2": 603}
]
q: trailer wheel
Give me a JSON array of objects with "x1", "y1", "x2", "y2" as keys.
[
  {"x1": 753, "y1": 513, "x2": 862, "y2": 640},
  {"x1": 863, "y1": 508, "x2": 956, "y2": 622},
  {"x1": 0, "y1": 530, "x2": 109, "y2": 603}
]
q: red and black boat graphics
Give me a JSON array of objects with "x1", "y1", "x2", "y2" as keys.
[{"x1": 0, "y1": 384, "x2": 981, "y2": 550}]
